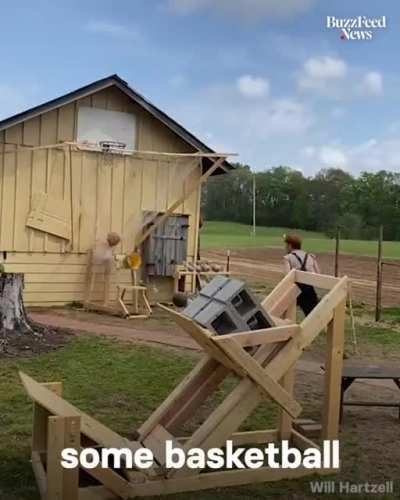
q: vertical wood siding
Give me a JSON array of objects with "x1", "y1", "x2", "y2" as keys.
[{"x1": 0, "y1": 86, "x2": 202, "y2": 304}]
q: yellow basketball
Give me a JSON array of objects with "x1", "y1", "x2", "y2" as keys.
[{"x1": 127, "y1": 252, "x2": 142, "y2": 270}]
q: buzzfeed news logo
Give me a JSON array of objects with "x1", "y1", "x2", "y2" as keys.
[{"x1": 327, "y1": 16, "x2": 387, "y2": 41}]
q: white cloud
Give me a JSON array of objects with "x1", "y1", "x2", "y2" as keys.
[
  {"x1": 167, "y1": 0, "x2": 316, "y2": 20},
  {"x1": 85, "y1": 20, "x2": 139, "y2": 39},
  {"x1": 298, "y1": 56, "x2": 347, "y2": 93},
  {"x1": 255, "y1": 98, "x2": 312, "y2": 136},
  {"x1": 168, "y1": 80, "x2": 314, "y2": 170},
  {"x1": 237, "y1": 75, "x2": 270, "y2": 98},
  {"x1": 301, "y1": 138, "x2": 400, "y2": 174},
  {"x1": 319, "y1": 146, "x2": 348, "y2": 167},
  {"x1": 361, "y1": 71, "x2": 383, "y2": 96}
]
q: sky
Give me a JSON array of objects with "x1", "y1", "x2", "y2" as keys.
[{"x1": 0, "y1": 0, "x2": 399, "y2": 175}]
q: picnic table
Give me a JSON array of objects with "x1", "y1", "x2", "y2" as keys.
[{"x1": 341, "y1": 364, "x2": 400, "y2": 421}]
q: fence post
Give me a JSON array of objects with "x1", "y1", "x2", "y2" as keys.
[
  {"x1": 334, "y1": 227, "x2": 340, "y2": 277},
  {"x1": 375, "y1": 225, "x2": 384, "y2": 322}
]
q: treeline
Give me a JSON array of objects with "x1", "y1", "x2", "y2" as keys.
[{"x1": 202, "y1": 164, "x2": 400, "y2": 241}]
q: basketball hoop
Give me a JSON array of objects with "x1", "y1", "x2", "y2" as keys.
[{"x1": 100, "y1": 141, "x2": 127, "y2": 166}]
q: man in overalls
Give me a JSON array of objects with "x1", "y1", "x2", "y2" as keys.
[{"x1": 283, "y1": 234, "x2": 320, "y2": 316}]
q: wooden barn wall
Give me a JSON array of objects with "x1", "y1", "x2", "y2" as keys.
[{"x1": 0, "y1": 86, "x2": 201, "y2": 304}]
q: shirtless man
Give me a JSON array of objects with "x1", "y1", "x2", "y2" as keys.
[
  {"x1": 86, "y1": 232, "x2": 121, "y2": 305},
  {"x1": 283, "y1": 234, "x2": 320, "y2": 316}
]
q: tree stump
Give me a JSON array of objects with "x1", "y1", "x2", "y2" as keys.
[{"x1": 0, "y1": 273, "x2": 33, "y2": 333}]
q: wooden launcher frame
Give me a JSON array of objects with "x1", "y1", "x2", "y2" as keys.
[{"x1": 20, "y1": 269, "x2": 348, "y2": 500}]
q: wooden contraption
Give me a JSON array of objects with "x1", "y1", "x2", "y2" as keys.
[
  {"x1": 174, "y1": 259, "x2": 231, "y2": 293},
  {"x1": 21, "y1": 270, "x2": 348, "y2": 499}
]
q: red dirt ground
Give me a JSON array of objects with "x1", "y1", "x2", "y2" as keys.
[{"x1": 205, "y1": 247, "x2": 400, "y2": 307}]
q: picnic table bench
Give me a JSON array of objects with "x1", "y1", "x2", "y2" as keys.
[{"x1": 341, "y1": 364, "x2": 400, "y2": 421}]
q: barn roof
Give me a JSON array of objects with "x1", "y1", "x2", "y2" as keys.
[{"x1": 0, "y1": 74, "x2": 233, "y2": 174}]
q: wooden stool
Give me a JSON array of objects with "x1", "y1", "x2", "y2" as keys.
[{"x1": 117, "y1": 284, "x2": 152, "y2": 319}]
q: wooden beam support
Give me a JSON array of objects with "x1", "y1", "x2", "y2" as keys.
[
  {"x1": 31, "y1": 452, "x2": 47, "y2": 500},
  {"x1": 163, "y1": 364, "x2": 229, "y2": 434},
  {"x1": 138, "y1": 356, "x2": 222, "y2": 439},
  {"x1": 157, "y1": 305, "x2": 245, "y2": 376},
  {"x1": 268, "y1": 284, "x2": 301, "y2": 318},
  {"x1": 321, "y1": 298, "x2": 346, "y2": 440},
  {"x1": 212, "y1": 325, "x2": 298, "y2": 348},
  {"x1": 279, "y1": 301, "x2": 297, "y2": 441},
  {"x1": 129, "y1": 466, "x2": 337, "y2": 497},
  {"x1": 291, "y1": 429, "x2": 320, "y2": 452},
  {"x1": 216, "y1": 338, "x2": 302, "y2": 419},
  {"x1": 261, "y1": 270, "x2": 296, "y2": 311},
  {"x1": 135, "y1": 157, "x2": 226, "y2": 248},
  {"x1": 20, "y1": 372, "x2": 158, "y2": 479},
  {"x1": 295, "y1": 270, "x2": 341, "y2": 290}
]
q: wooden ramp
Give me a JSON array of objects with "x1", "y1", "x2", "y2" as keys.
[{"x1": 21, "y1": 270, "x2": 348, "y2": 499}]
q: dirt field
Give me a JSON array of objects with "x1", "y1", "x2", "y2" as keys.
[{"x1": 205, "y1": 247, "x2": 400, "y2": 307}]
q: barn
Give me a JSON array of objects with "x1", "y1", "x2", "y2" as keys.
[{"x1": 0, "y1": 74, "x2": 233, "y2": 306}]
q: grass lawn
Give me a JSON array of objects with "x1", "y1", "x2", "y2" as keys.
[
  {"x1": 201, "y1": 221, "x2": 400, "y2": 259},
  {"x1": 1, "y1": 326, "x2": 400, "y2": 500}
]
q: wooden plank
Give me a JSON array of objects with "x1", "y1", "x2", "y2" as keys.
[
  {"x1": 32, "y1": 382, "x2": 63, "y2": 453},
  {"x1": 265, "y1": 277, "x2": 348, "y2": 379},
  {"x1": 110, "y1": 156, "x2": 125, "y2": 252},
  {"x1": 291, "y1": 429, "x2": 320, "y2": 452},
  {"x1": 158, "y1": 305, "x2": 245, "y2": 376},
  {"x1": 63, "y1": 416, "x2": 80, "y2": 500},
  {"x1": 80, "y1": 462, "x2": 130, "y2": 500},
  {"x1": 295, "y1": 270, "x2": 340, "y2": 290},
  {"x1": 5, "y1": 123, "x2": 23, "y2": 144},
  {"x1": 279, "y1": 301, "x2": 297, "y2": 441},
  {"x1": 269, "y1": 284, "x2": 301, "y2": 317},
  {"x1": 216, "y1": 338, "x2": 302, "y2": 418},
  {"x1": 30, "y1": 149, "x2": 47, "y2": 251},
  {"x1": 143, "y1": 425, "x2": 184, "y2": 468},
  {"x1": 20, "y1": 372, "x2": 146, "y2": 456},
  {"x1": 299, "y1": 277, "x2": 348, "y2": 349},
  {"x1": 26, "y1": 191, "x2": 72, "y2": 240},
  {"x1": 0, "y1": 145, "x2": 16, "y2": 249},
  {"x1": 164, "y1": 363, "x2": 229, "y2": 434},
  {"x1": 96, "y1": 156, "x2": 112, "y2": 241},
  {"x1": 212, "y1": 325, "x2": 298, "y2": 348},
  {"x1": 135, "y1": 156, "x2": 225, "y2": 248},
  {"x1": 269, "y1": 315, "x2": 292, "y2": 326},
  {"x1": 79, "y1": 152, "x2": 97, "y2": 251},
  {"x1": 23, "y1": 117, "x2": 40, "y2": 146},
  {"x1": 261, "y1": 270, "x2": 296, "y2": 311},
  {"x1": 155, "y1": 160, "x2": 169, "y2": 212},
  {"x1": 14, "y1": 150, "x2": 32, "y2": 251},
  {"x1": 58, "y1": 103, "x2": 76, "y2": 142},
  {"x1": 177, "y1": 429, "x2": 278, "y2": 447},
  {"x1": 122, "y1": 156, "x2": 142, "y2": 253},
  {"x1": 321, "y1": 298, "x2": 346, "y2": 440},
  {"x1": 141, "y1": 159, "x2": 157, "y2": 211},
  {"x1": 138, "y1": 356, "x2": 219, "y2": 439},
  {"x1": 227, "y1": 429, "x2": 278, "y2": 446},
  {"x1": 129, "y1": 466, "x2": 335, "y2": 497},
  {"x1": 173, "y1": 345, "x2": 277, "y2": 478},
  {"x1": 40, "y1": 110, "x2": 58, "y2": 145},
  {"x1": 170, "y1": 277, "x2": 346, "y2": 480},
  {"x1": 31, "y1": 451, "x2": 47, "y2": 499},
  {"x1": 47, "y1": 416, "x2": 65, "y2": 500}
]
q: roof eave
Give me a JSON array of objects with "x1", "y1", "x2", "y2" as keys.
[{"x1": 0, "y1": 74, "x2": 234, "y2": 175}]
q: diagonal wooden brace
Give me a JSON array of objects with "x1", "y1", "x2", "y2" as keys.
[{"x1": 215, "y1": 337, "x2": 302, "y2": 419}]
